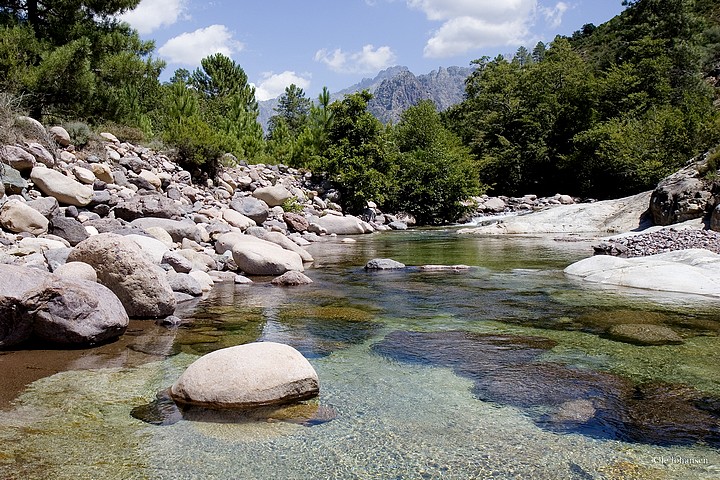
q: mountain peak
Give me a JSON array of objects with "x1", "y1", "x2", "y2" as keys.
[{"x1": 257, "y1": 65, "x2": 473, "y2": 130}]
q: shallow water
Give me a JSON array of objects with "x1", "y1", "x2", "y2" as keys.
[{"x1": 1, "y1": 230, "x2": 719, "y2": 479}]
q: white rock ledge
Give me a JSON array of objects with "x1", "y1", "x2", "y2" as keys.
[{"x1": 564, "y1": 248, "x2": 720, "y2": 298}]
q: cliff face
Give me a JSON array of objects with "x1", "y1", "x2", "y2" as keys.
[
  {"x1": 368, "y1": 66, "x2": 473, "y2": 125},
  {"x1": 258, "y1": 65, "x2": 473, "y2": 130}
]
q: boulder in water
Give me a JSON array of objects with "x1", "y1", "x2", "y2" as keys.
[{"x1": 170, "y1": 342, "x2": 319, "y2": 408}]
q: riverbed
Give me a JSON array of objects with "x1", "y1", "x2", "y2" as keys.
[{"x1": 0, "y1": 231, "x2": 718, "y2": 479}]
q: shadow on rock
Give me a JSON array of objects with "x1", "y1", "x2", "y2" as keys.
[{"x1": 373, "y1": 330, "x2": 720, "y2": 447}]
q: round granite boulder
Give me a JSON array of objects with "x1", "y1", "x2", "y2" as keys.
[{"x1": 170, "y1": 342, "x2": 319, "y2": 408}]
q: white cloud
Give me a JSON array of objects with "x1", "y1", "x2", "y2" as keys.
[
  {"x1": 314, "y1": 44, "x2": 397, "y2": 74},
  {"x1": 118, "y1": 0, "x2": 188, "y2": 35},
  {"x1": 408, "y1": 0, "x2": 536, "y2": 23},
  {"x1": 424, "y1": 16, "x2": 529, "y2": 58},
  {"x1": 541, "y1": 2, "x2": 569, "y2": 29},
  {"x1": 408, "y1": 0, "x2": 571, "y2": 58},
  {"x1": 158, "y1": 25, "x2": 243, "y2": 65},
  {"x1": 255, "y1": 71, "x2": 312, "y2": 101}
]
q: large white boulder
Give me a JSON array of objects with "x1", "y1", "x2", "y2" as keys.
[
  {"x1": 252, "y1": 184, "x2": 292, "y2": 207},
  {"x1": 245, "y1": 226, "x2": 313, "y2": 262},
  {"x1": 126, "y1": 234, "x2": 171, "y2": 265},
  {"x1": 0, "y1": 198, "x2": 49, "y2": 235},
  {"x1": 222, "y1": 208, "x2": 256, "y2": 230},
  {"x1": 315, "y1": 214, "x2": 373, "y2": 235},
  {"x1": 231, "y1": 234, "x2": 304, "y2": 276},
  {"x1": 30, "y1": 166, "x2": 93, "y2": 206},
  {"x1": 564, "y1": 249, "x2": 720, "y2": 297},
  {"x1": 170, "y1": 342, "x2": 319, "y2": 408}
]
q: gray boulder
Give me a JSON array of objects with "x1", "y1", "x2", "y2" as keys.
[
  {"x1": 26, "y1": 277, "x2": 128, "y2": 346},
  {"x1": 30, "y1": 167, "x2": 93, "y2": 206},
  {"x1": 44, "y1": 247, "x2": 72, "y2": 272},
  {"x1": 0, "y1": 163, "x2": 28, "y2": 194},
  {"x1": 0, "y1": 199, "x2": 49, "y2": 235},
  {"x1": 27, "y1": 196, "x2": 59, "y2": 218},
  {"x1": 167, "y1": 273, "x2": 203, "y2": 296},
  {"x1": 365, "y1": 258, "x2": 406, "y2": 270},
  {"x1": 114, "y1": 193, "x2": 184, "y2": 221},
  {"x1": 0, "y1": 265, "x2": 127, "y2": 347},
  {"x1": 0, "y1": 264, "x2": 49, "y2": 347},
  {"x1": 649, "y1": 164, "x2": 708, "y2": 226},
  {"x1": 67, "y1": 233, "x2": 176, "y2": 318},
  {"x1": 161, "y1": 251, "x2": 193, "y2": 273},
  {"x1": 230, "y1": 196, "x2": 269, "y2": 224},
  {"x1": 170, "y1": 342, "x2": 319, "y2": 408},
  {"x1": 0, "y1": 296, "x2": 31, "y2": 348},
  {"x1": 50, "y1": 215, "x2": 88, "y2": 246},
  {"x1": 1, "y1": 145, "x2": 35, "y2": 171}
]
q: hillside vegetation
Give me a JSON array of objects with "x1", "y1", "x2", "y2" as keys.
[{"x1": 2, "y1": 0, "x2": 720, "y2": 223}]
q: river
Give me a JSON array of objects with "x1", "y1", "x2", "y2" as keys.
[{"x1": 0, "y1": 230, "x2": 718, "y2": 479}]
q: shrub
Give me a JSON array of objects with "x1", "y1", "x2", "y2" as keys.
[{"x1": 63, "y1": 121, "x2": 95, "y2": 147}]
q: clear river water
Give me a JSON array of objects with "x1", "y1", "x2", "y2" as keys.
[{"x1": 0, "y1": 230, "x2": 718, "y2": 479}]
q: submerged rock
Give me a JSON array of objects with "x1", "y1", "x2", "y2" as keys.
[
  {"x1": 133, "y1": 389, "x2": 334, "y2": 427},
  {"x1": 170, "y1": 342, "x2": 319, "y2": 408},
  {"x1": 419, "y1": 265, "x2": 471, "y2": 272},
  {"x1": 606, "y1": 324, "x2": 683, "y2": 346},
  {"x1": 373, "y1": 330, "x2": 720, "y2": 447}
]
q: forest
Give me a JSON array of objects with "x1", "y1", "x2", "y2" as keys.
[{"x1": 1, "y1": 0, "x2": 720, "y2": 224}]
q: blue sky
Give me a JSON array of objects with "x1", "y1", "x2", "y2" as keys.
[{"x1": 119, "y1": 0, "x2": 627, "y2": 101}]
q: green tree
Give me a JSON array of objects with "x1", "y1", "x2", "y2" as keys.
[
  {"x1": 268, "y1": 83, "x2": 310, "y2": 139},
  {"x1": 0, "y1": 0, "x2": 163, "y2": 123},
  {"x1": 292, "y1": 86, "x2": 333, "y2": 170},
  {"x1": 391, "y1": 100, "x2": 481, "y2": 225},
  {"x1": 323, "y1": 90, "x2": 396, "y2": 213}
]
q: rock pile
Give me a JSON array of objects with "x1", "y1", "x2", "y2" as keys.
[
  {"x1": 463, "y1": 193, "x2": 578, "y2": 219},
  {"x1": 0, "y1": 121, "x2": 403, "y2": 346},
  {"x1": 593, "y1": 228, "x2": 720, "y2": 257}
]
